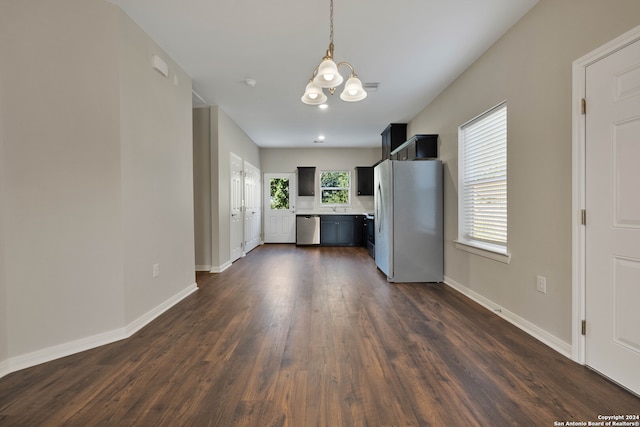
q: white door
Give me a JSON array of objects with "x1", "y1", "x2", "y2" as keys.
[
  {"x1": 230, "y1": 153, "x2": 243, "y2": 262},
  {"x1": 585, "y1": 38, "x2": 640, "y2": 394},
  {"x1": 244, "y1": 161, "x2": 261, "y2": 253},
  {"x1": 263, "y1": 173, "x2": 296, "y2": 243}
]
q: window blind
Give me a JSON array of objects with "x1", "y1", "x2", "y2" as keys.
[{"x1": 460, "y1": 103, "x2": 507, "y2": 248}]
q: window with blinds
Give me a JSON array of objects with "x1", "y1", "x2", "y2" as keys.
[{"x1": 458, "y1": 102, "x2": 507, "y2": 253}]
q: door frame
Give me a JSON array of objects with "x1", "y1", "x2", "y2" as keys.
[
  {"x1": 229, "y1": 152, "x2": 244, "y2": 263},
  {"x1": 243, "y1": 160, "x2": 262, "y2": 254},
  {"x1": 571, "y1": 24, "x2": 640, "y2": 365}
]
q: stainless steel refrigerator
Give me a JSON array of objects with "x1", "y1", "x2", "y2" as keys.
[{"x1": 374, "y1": 159, "x2": 443, "y2": 282}]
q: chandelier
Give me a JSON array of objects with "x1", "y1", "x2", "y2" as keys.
[{"x1": 301, "y1": 0, "x2": 367, "y2": 105}]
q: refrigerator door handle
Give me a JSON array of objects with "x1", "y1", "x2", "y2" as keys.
[{"x1": 376, "y1": 183, "x2": 382, "y2": 233}]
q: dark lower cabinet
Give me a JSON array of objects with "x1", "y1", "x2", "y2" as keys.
[
  {"x1": 354, "y1": 216, "x2": 364, "y2": 245},
  {"x1": 320, "y1": 215, "x2": 364, "y2": 246}
]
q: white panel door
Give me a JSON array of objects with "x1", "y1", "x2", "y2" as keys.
[
  {"x1": 263, "y1": 173, "x2": 296, "y2": 243},
  {"x1": 244, "y1": 161, "x2": 261, "y2": 254},
  {"x1": 230, "y1": 153, "x2": 243, "y2": 263},
  {"x1": 585, "y1": 38, "x2": 640, "y2": 395}
]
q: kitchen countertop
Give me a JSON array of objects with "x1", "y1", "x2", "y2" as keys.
[{"x1": 296, "y1": 211, "x2": 371, "y2": 216}]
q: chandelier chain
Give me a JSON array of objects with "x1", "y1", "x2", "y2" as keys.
[{"x1": 329, "y1": 0, "x2": 334, "y2": 45}]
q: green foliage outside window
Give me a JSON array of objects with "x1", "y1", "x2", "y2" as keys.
[
  {"x1": 320, "y1": 171, "x2": 350, "y2": 205},
  {"x1": 270, "y1": 178, "x2": 289, "y2": 209}
]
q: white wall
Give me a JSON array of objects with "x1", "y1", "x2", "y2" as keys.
[
  {"x1": 408, "y1": 0, "x2": 640, "y2": 348},
  {"x1": 261, "y1": 147, "x2": 381, "y2": 214},
  {"x1": 0, "y1": 0, "x2": 196, "y2": 376}
]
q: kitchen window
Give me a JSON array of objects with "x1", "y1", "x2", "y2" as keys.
[
  {"x1": 320, "y1": 171, "x2": 350, "y2": 205},
  {"x1": 456, "y1": 102, "x2": 510, "y2": 263}
]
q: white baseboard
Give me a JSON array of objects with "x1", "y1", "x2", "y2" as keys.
[
  {"x1": 443, "y1": 276, "x2": 573, "y2": 359},
  {"x1": 0, "y1": 358, "x2": 11, "y2": 380},
  {"x1": 0, "y1": 283, "x2": 198, "y2": 379},
  {"x1": 195, "y1": 265, "x2": 212, "y2": 272},
  {"x1": 125, "y1": 283, "x2": 198, "y2": 337},
  {"x1": 6, "y1": 326, "x2": 128, "y2": 375},
  {"x1": 210, "y1": 261, "x2": 231, "y2": 273}
]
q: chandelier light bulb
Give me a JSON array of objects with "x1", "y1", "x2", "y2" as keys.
[
  {"x1": 340, "y1": 75, "x2": 367, "y2": 102},
  {"x1": 301, "y1": 80, "x2": 328, "y2": 105},
  {"x1": 314, "y1": 58, "x2": 343, "y2": 88}
]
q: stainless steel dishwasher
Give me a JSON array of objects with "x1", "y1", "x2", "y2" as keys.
[{"x1": 296, "y1": 215, "x2": 320, "y2": 245}]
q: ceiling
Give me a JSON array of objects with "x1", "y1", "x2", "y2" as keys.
[{"x1": 107, "y1": 0, "x2": 538, "y2": 148}]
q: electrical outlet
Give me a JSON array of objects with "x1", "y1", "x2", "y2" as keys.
[
  {"x1": 536, "y1": 275, "x2": 547, "y2": 294},
  {"x1": 153, "y1": 264, "x2": 160, "y2": 278}
]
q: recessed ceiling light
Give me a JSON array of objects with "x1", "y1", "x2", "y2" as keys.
[
  {"x1": 318, "y1": 135, "x2": 325, "y2": 141},
  {"x1": 318, "y1": 103, "x2": 328, "y2": 110}
]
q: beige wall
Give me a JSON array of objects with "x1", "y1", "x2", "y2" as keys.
[
  {"x1": 0, "y1": 81, "x2": 7, "y2": 366},
  {"x1": 1, "y1": 0, "x2": 125, "y2": 358},
  {"x1": 0, "y1": 0, "x2": 195, "y2": 375},
  {"x1": 408, "y1": 0, "x2": 640, "y2": 346},
  {"x1": 117, "y1": 11, "x2": 195, "y2": 324},
  {"x1": 193, "y1": 106, "x2": 260, "y2": 271},
  {"x1": 193, "y1": 108, "x2": 212, "y2": 269},
  {"x1": 261, "y1": 147, "x2": 381, "y2": 213},
  {"x1": 215, "y1": 108, "x2": 261, "y2": 268}
]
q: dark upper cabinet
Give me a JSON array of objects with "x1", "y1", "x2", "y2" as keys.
[
  {"x1": 381, "y1": 123, "x2": 407, "y2": 161},
  {"x1": 410, "y1": 134, "x2": 438, "y2": 159},
  {"x1": 356, "y1": 166, "x2": 374, "y2": 196},
  {"x1": 391, "y1": 134, "x2": 439, "y2": 161},
  {"x1": 297, "y1": 166, "x2": 315, "y2": 196},
  {"x1": 395, "y1": 147, "x2": 408, "y2": 161}
]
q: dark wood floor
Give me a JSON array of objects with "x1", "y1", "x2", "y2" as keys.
[{"x1": 0, "y1": 245, "x2": 638, "y2": 426}]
